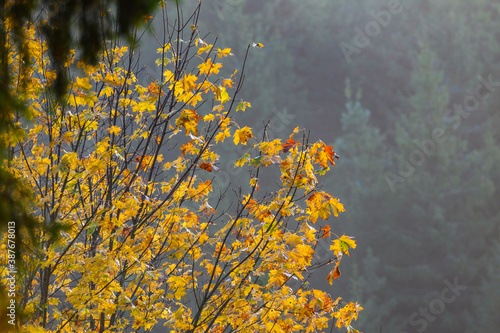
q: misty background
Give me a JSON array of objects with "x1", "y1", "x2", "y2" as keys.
[{"x1": 138, "y1": 0, "x2": 500, "y2": 331}]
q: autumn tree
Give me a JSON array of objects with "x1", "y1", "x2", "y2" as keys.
[
  {"x1": 0, "y1": 0, "x2": 163, "y2": 235},
  {"x1": 0, "y1": 0, "x2": 162, "y2": 321},
  {"x1": 1, "y1": 1, "x2": 361, "y2": 332}
]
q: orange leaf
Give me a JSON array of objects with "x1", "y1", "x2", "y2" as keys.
[
  {"x1": 307, "y1": 192, "x2": 336, "y2": 222},
  {"x1": 180, "y1": 141, "x2": 197, "y2": 156},
  {"x1": 135, "y1": 155, "x2": 153, "y2": 169},
  {"x1": 312, "y1": 142, "x2": 339, "y2": 168},
  {"x1": 323, "y1": 144, "x2": 337, "y2": 166},
  {"x1": 321, "y1": 225, "x2": 331, "y2": 238},
  {"x1": 327, "y1": 264, "x2": 341, "y2": 285},
  {"x1": 282, "y1": 137, "x2": 300, "y2": 153},
  {"x1": 198, "y1": 162, "x2": 213, "y2": 172},
  {"x1": 333, "y1": 265, "x2": 341, "y2": 279},
  {"x1": 221, "y1": 78, "x2": 233, "y2": 88},
  {"x1": 147, "y1": 80, "x2": 162, "y2": 97},
  {"x1": 120, "y1": 227, "x2": 132, "y2": 237}
]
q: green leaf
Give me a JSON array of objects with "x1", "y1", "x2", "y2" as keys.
[
  {"x1": 249, "y1": 155, "x2": 263, "y2": 167},
  {"x1": 87, "y1": 222, "x2": 98, "y2": 236}
]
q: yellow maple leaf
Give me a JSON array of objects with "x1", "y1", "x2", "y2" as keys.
[
  {"x1": 197, "y1": 44, "x2": 213, "y2": 54},
  {"x1": 330, "y1": 235, "x2": 357, "y2": 257},
  {"x1": 108, "y1": 126, "x2": 122, "y2": 135},
  {"x1": 233, "y1": 127, "x2": 253, "y2": 145},
  {"x1": 204, "y1": 114, "x2": 215, "y2": 122},
  {"x1": 198, "y1": 58, "x2": 223, "y2": 75},
  {"x1": 104, "y1": 72, "x2": 122, "y2": 87},
  {"x1": 215, "y1": 127, "x2": 230, "y2": 143},
  {"x1": 179, "y1": 73, "x2": 198, "y2": 92},
  {"x1": 235, "y1": 153, "x2": 250, "y2": 167},
  {"x1": 215, "y1": 86, "x2": 230, "y2": 103},
  {"x1": 258, "y1": 139, "x2": 282, "y2": 156},
  {"x1": 175, "y1": 109, "x2": 202, "y2": 136},
  {"x1": 221, "y1": 78, "x2": 233, "y2": 88},
  {"x1": 329, "y1": 197, "x2": 345, "y2": 217},
  {"x1": 217, "y1": 47, "x2": 232, "y2": 58},
  {"x1": 189, "y1": 92, "x2": 203, "y2": 107},
  {"x1": 75, "y1": 77, "x2": 92, "y2": 91}
]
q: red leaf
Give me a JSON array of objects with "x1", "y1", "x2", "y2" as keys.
[
  {"x1": 282, "y1": 137, "x2": 300, "y2": 153},
  {"x1": 326, "y1": 264, "x2": 341, "y2": 285},
  {"x1": 147, "y1": 80, "x2": 162, "y2": 96},
  {"x1": 333, "y1": 265, "x2": 341, "y2": 279},
  {"x1": 327, "y1": 262, "x2": 341, "y2": 285},
  {"x1": 198, "y1": 162, "x2": 213, "y2": 172}
]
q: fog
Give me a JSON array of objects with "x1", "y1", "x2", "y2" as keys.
[{"x1": 139, "y1": 0, "x2": 500, "y2": 331}]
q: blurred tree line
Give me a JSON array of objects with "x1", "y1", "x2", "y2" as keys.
[{"x1": 174, "y1": 0, "x2": 500, "y2": 331}]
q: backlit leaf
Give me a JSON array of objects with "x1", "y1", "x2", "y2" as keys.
[{"x1": 330, "y1": 235, "x2": 357, "y2": 257}]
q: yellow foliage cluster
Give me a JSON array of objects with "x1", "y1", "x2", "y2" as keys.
[{"x1": 0, "y1": 5, "x2": 361, "y2": 333}]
